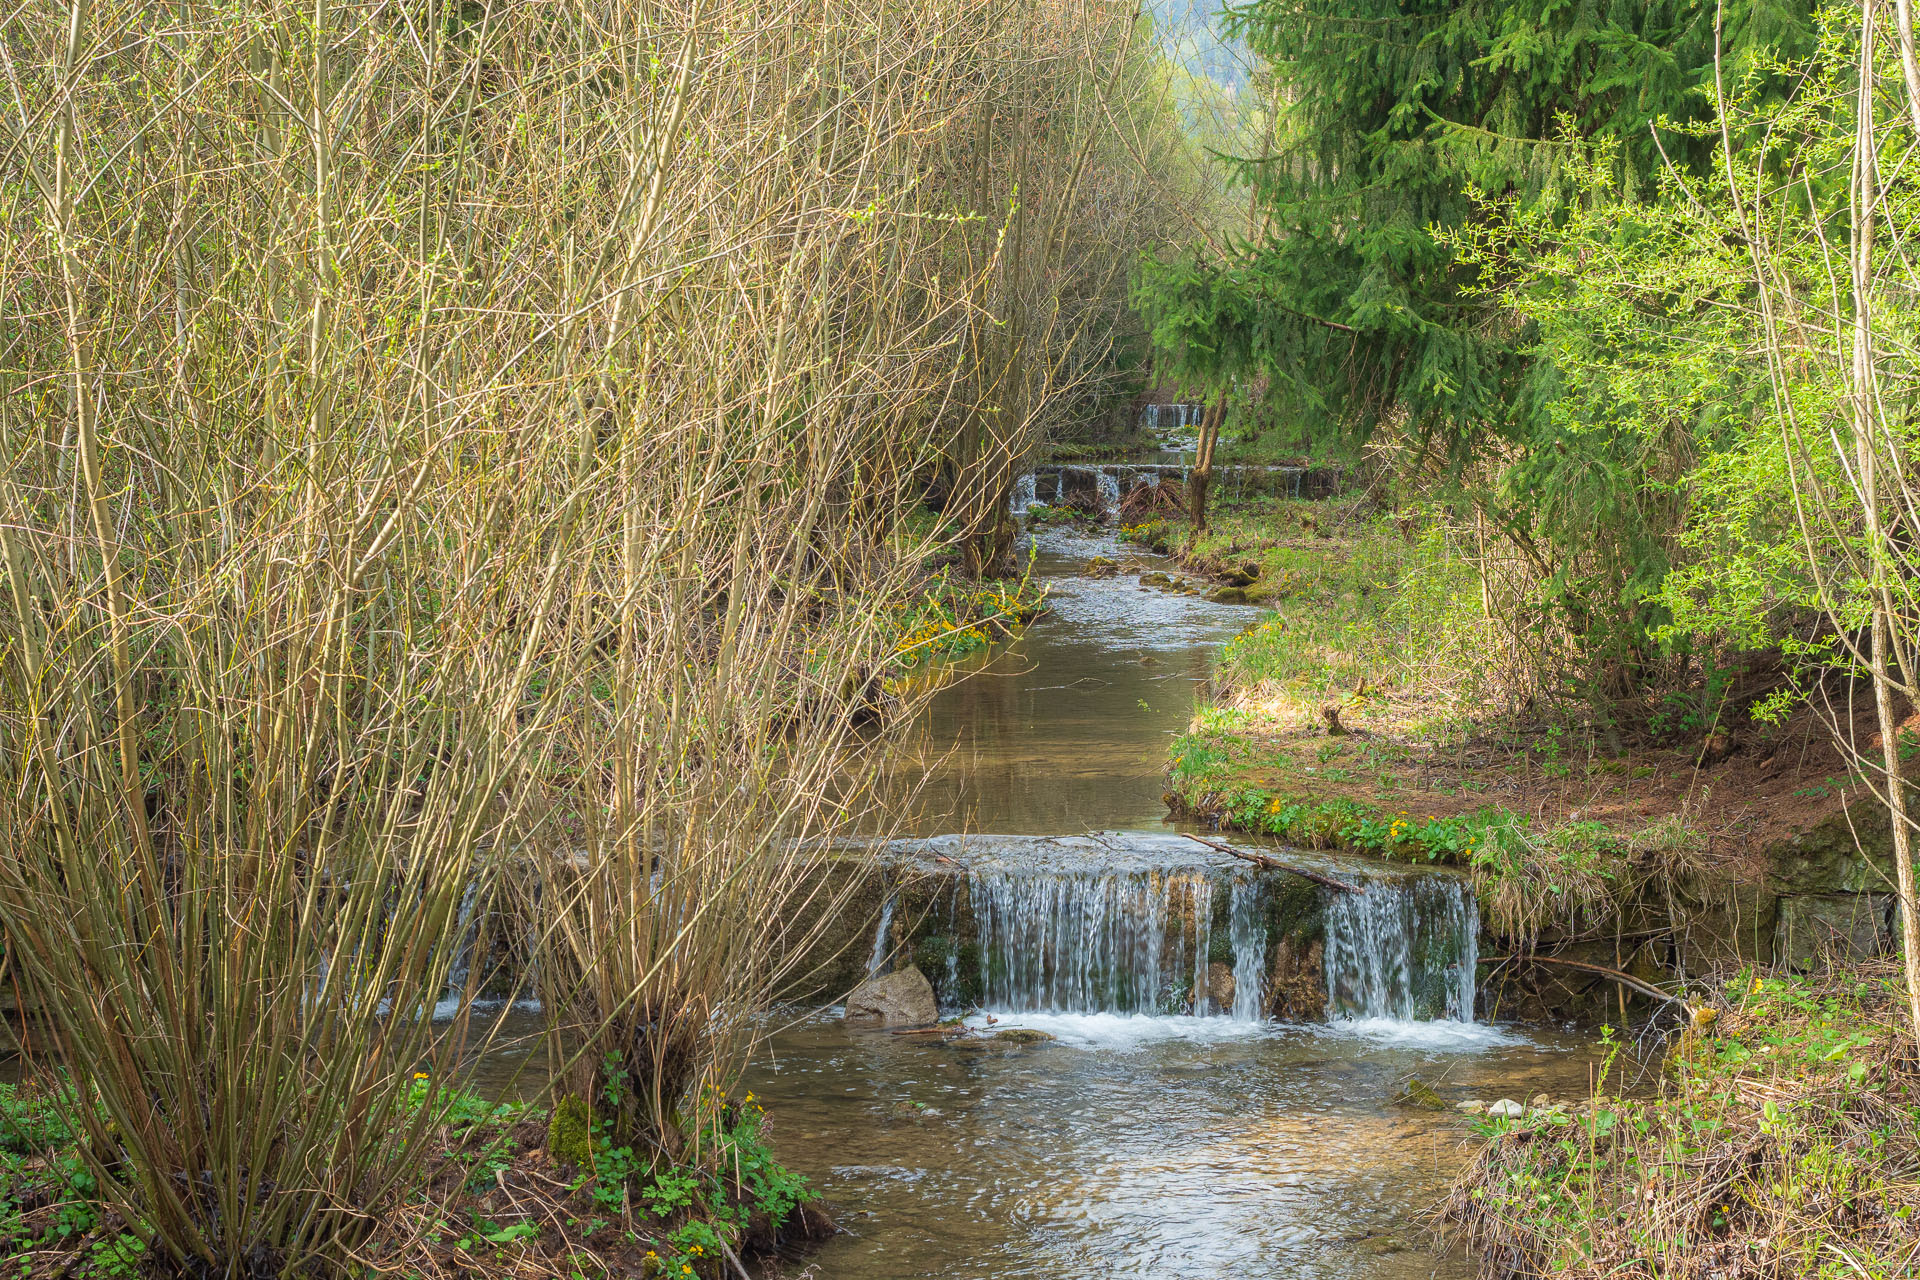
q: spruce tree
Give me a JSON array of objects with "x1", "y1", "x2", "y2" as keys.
[{"x1": 1136, "y1": 0, "x2": 1809, "y2": 691}]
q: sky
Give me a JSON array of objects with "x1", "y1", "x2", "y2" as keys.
[{"x1": 1151, "y1": 0, "x2": 1255, "y2": 92}]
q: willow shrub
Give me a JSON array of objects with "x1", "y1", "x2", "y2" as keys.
[{"x1": 0, "y1": 0, "x2": 1157, "y2": 1269}]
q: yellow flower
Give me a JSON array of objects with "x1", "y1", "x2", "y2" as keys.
[{"x1": 413, "y1": 1072, "x2": 429, "y2": 1080}]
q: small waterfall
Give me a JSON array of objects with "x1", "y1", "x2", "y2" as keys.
[
  {"x1": 1010, "y1": 473, "x2": 1037, "y2": 514},
  {"x1": 438, "y1": 880, "x2": 483, "y2": 1013},
  {"x1": 1096, "y1": 470, "x2": 1120, "y2": 511},
  {"x1": 1190, "y1": 876, "x2": 1214, "y2": 1012},
  {"x1": 867, "y1": 889, "x2": 898, "y2": 978},
  {"x1": 1322, "y1": 877, "x2": 1479, "y2": 1022},
  {"x1": 1228, "y1": 878, "x2": 1267, "y2": 1020},
  {"x1": 971, "y1": 869, "x2": 1224, "y2": 1015}
]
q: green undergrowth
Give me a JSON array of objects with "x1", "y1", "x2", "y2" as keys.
[
  {"x1": 0, "y1": 1075, "x2": 817, "y2": 1280},
  {"x1": 888, "y1": 562, "x2": 1047, "y2": 670},
  {"x1": 1169, "y1": 741, "x2": 1703, "y2": 940},
  {"x1": 1022, "y1": 502, "x2": 1102, "y2": 528},
  {"x1": 1446, "y1": 968, "x2": 1920, "y2": 1278},
  {"x1": 1159, "y1": 496, "x2": 1730, "y2": 940}
]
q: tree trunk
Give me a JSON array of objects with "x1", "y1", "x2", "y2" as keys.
[
  {"x1": 1848, "y1": 9, "x2": 1920, "y2": 1043},
  {"x1": 1187, "y1": 398, "x2": 1225, "y2": 533}
]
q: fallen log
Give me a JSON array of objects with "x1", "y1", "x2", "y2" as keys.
[{"x1": 1181, "y1": 832, "x2": 1360, "y2": 893}]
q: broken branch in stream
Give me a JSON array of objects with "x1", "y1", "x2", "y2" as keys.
[
  {"x1": 1487, "y1": 953, "x2": 1688, "y2": 1008},
  {"x1": 1180, "y1": 832, "x2": 1360, "y2": 892}
]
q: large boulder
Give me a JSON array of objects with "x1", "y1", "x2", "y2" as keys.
[
  {"x1": 844, "y1": 967, "x2": 938, "y2": 1025},
  {"x1": 1775, "y1": 893, "x2": 1893, "y2": 968}
]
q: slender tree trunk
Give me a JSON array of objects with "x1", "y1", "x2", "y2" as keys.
[
  {"x1": 1187, "y1": 397, "x2": 1224, "y2": 532},
  {"x1": 1849, "y1": 7, "x2": 1920, "y2": 1041}
]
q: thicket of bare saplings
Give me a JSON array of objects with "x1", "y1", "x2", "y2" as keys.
[{"x1": 0, "y1": 0, "x2": 1166, "y2": 1272}]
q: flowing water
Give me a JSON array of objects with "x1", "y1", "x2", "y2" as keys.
[
  {"x1": 461, "y1": 490, "x2": 1600, "y2": 1278},
  {"x1": 902, "y1": 523, "x2": 1251, "y2": 833},
  {"x1": 727, "y1": 509, "x2": 1601, "y2": 1278}
]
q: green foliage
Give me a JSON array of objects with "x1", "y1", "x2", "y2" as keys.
[
  {"x1": 0, "y1": 1086, "x2": 73, "y2": 1156},
  {"x1": 1449, "y1": 970, "x2": 1920, "y2": 1276},
  {"x1": 78, "y1": 1233, "x2": 144, "y2": 1280},
  {"x1": 1135, "y1": 0, "x2": 1816, "y2": 704},
  {"x1": 890, "y1": 563, "x2": 1047, "y2": 670}
]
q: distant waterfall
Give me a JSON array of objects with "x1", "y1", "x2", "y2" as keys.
[
  {"x1": 1010, "y1": 473, "x2": 1037, "y2": 514},
  {"x1": 971, "y1": 869, "x2": 1222, "y2": 1016},
  {"x1": 1322, "y1": 877, "x2": 1479, "y2": 1022}
]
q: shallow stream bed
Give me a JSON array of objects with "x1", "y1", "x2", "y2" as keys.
[
  {"x1": 742, "y1": 1014, "x2": 1596, "y2": 1279},
  {"x1": 471, "y1": 515, "x2": 1600, "y2": 1278}
]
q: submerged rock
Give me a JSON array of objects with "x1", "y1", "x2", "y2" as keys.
[
  {"x1": 1389, "y1": 1078, "x2": 1448, "y2": 1111},
  {"x1": 1204, "y1": 961, "x2": 1236, "y2": 1012},
  {"x1": 845, "y1": 968, "x2": 938, "y2": 1025}
]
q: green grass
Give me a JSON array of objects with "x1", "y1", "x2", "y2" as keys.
[
  {"x1": 0, "y1": 1078, "x2": 816, "y2": 1280},
  {"x1": 1446, "y1": 968, "x2": 1920, "y2": 1279}
]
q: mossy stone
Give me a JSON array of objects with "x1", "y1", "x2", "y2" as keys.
[
  {"x1": 547, "y1": 1093, "x2": 593, "y2": 1167},
  {"x1": 1389, "y1": 1078, "x2": 1448, "y2": 1111}
]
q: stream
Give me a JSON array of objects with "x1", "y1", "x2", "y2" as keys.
[{"x1": 731, "y1": 516, "x2": 1600, "y2": 1278}]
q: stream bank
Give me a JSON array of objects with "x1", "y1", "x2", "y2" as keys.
[{"x1": 1149, "y1": 489, "x2": 1917, "y2": 1024}]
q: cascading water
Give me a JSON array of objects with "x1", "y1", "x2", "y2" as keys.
[
  {"x1": 1096, "y1": 470, "x2": 1120, "y2": 510},
  {"x1": 1321, "y1": 876, "x2": 1479, "y2": 1022},
  {"x1": 1010, "y1": 473, "x2": 1037, "y2": 514},
  {"x1": 1228, "y1": 878, "x2": 1268, "y2": 1021},
  {"x1": 970, "y1": 869, "x2": 1223, "y2": 1015},
  {"x1": 867, "y1": 889, "x2": 898, "y2": 977},
  {"x1": 432, "y1": 881, "x2": 484, "y2": 1017}
]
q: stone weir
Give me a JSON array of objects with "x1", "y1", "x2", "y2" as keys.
[
  {"x1": 1018, "y1": 463, "x2": 1347, "y2": 510},
  {"x1": 781, "y1": 832, "x2": 1479, "y2": 1023}
]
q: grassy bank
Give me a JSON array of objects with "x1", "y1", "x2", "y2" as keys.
[
  {"x1": 1150, "y1": 494, "x2": 1687, "y2": 934},
  {"x1": 0, "y1": 1077, "x2": 824, "y2": 1280},
  {"x1": 1153, "y1": 493, "x2": 1873, "y2": 954},
  {"x1": 1444, "y1": 966, "x2": 1920, "y2": 1278}
]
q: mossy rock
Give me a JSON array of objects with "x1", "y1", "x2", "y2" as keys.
[
  {"x1": 992, "y1": 1028, "x2": 1056, "y2": 1044},
  {"x1": 1389, "y1": 1078, "x2": 1448, "y2": 1111},
  {"x1": 1205, "y1": 585, "x2": 1249, "y2": 604},
  {"x1": 547, "y1": 1094, "x2": 593, "y2": 1167}
]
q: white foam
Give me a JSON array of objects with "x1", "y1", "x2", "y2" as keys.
[
  {"x1": 966, "y1": 1011, "x2": 1279, "y2": 1049},
  {"x1": 1314, "y1": 1016, "x2": 1527, "y2": 1052}
]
